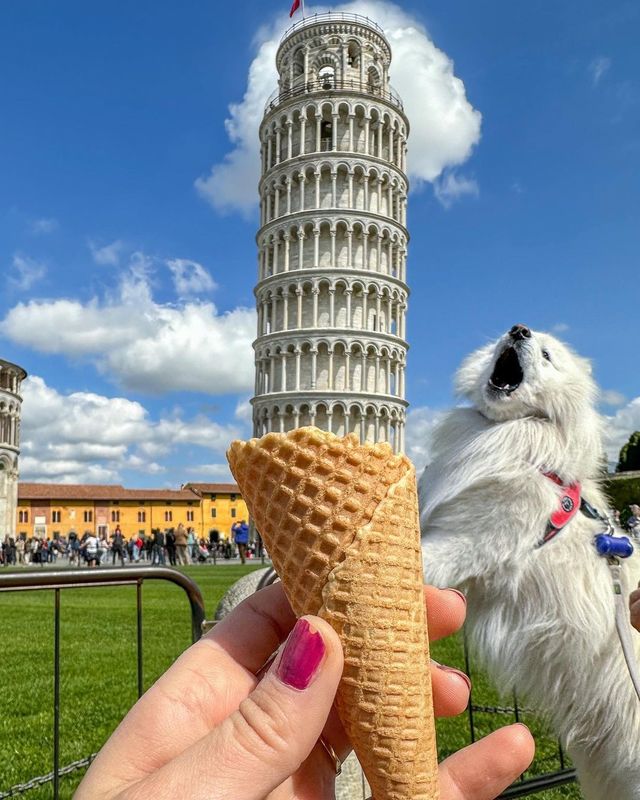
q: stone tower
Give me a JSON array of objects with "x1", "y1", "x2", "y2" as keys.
[
  {"x1": 252, "y1": 11, "x2": 410, "y2": 452},
  {"x1": 0, "y1": 359, "x2": 27, "y2": 540}
]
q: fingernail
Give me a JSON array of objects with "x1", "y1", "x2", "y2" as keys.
[
  {"x1": 276, "y1": 618, "x2": 326, "y2": 690},
  {"x1": 433, "y1": 661, "x2": 472, "y2": 691},
  {"x1": 445, "y1": 588, "x2": 467, "y2": 606}
]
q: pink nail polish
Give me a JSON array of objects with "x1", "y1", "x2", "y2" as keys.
[{"x1": 276, "y1": 618, "x2": 326, "y2": 690}]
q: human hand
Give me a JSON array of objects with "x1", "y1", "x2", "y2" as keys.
[{"x1": 76, "y1": 582, "x2": 534, "y2": 800}]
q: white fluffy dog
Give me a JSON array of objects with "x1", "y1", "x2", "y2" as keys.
[{"x1": 419, "y1": 324, "x2": 640, "y2": 800}]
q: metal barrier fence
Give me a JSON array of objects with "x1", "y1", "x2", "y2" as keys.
[{"x1": 0, "y1": 567, "x2": 206, "y2": 799}]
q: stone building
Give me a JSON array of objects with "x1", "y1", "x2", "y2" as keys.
[
  {"x1": 16, "y1": 482, "x2": 248, "y2": 542},
  {"x1": 0, "y1": 359, "x2": 27, "y2": 540},
  {"x1": 252, "y1": 11, "x2": 410, "y2": 451}
]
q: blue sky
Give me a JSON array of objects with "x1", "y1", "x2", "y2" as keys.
[{"x1": 1, "y1": 0, "x2": 638, "y2": 485}]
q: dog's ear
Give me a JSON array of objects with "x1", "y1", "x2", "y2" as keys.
[{"x1": 454, "y1": 342, "x2": 495, "y2": 398}]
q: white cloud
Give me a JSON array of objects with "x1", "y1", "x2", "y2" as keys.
[
  {"x1": 184, "y1": 463, "x2": 233, "y2": 479},
  {"x1": 604, "y1": 397, "x2": 640, "y2": 466},
  {"x1": 601, "y1": 389, "x2": 627, "y2": 407},
  {"x1": 589, "y1": 56, "x2": 611, "y2": 87},
  {"x1": 30, "y1": 218, "x2": 59, "y2": 235},
  {"x1": 433, "y1": 171, "x2": 479, "y2": 209},
  {"x1": 234, "y1": 397, "x2": 253, "y2": 424},
  {"x1": 196, "y1": 0, "x2": 481, "y2": 214},
  {"x1": 9, "y1": 254, "x2": 47, "y2": 290},
  {"x1": 89, "y1": 239, "x2": 124, "y2": 266},
  {"x1": 19, "y1": 376, "x2": 240, "y2": 484},
  {"x1": 404, "y1": 404, "x2": 446, "y2": 473},
  {"x1": 1, "y1": 259, "x2": 256, "y2": 395},
  {"x1": 167, "y1": 258, "x2": 217, "y2": 296},
  {"x1": 551, "y1": 322, "x2": 570, "y2": 334}
]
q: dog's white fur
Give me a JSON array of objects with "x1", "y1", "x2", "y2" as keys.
[{"x1": 419, "y1": 327, "x2": 640, "y2": 800}]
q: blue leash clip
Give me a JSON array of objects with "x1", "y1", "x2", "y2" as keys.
[{"x1": 594, "y1": 533, "x2": 634, "y2": 559}]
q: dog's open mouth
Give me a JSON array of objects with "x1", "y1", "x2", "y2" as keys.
[{"x1": 489, "y1": 347, "x2": 523, "y2": 394}]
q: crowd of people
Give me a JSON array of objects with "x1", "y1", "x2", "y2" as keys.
[{"x1": 0, "y1": 519, "x2": 260, "y2": 567}]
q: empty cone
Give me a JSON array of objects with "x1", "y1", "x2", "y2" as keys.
[{"x1": 227, "y1": 427, "x2": 439, "y2": 800}]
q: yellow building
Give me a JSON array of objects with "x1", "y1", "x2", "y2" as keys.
[{"x1": 16, "y1": 482, "x2": 248, "y2": 541}]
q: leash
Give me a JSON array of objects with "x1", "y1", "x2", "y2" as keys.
[{"x1": 580, "y1": 498, "x2": 640, "y2": 702}]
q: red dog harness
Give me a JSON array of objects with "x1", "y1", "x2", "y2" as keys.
[{"x1": 535, "y1": 472, "x2": 582, "y2": 548}]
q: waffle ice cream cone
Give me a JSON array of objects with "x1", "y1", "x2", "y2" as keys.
[{"x1": 227, "y1": 427, "x2": 439, "y2": 800}]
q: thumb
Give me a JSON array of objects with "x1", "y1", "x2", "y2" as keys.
[{"x1": 141, "y1": 616, "x2": 344, "y2": 800}]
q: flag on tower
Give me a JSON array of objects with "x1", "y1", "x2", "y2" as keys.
[{"x1": 289, "y1": 0, "x2": 302, "y2": 17}]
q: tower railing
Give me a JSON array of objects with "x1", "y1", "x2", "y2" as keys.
[
  {"x1": 264, "y1": 77, "x2": 404, "y2": 114},
  {"x1": 280, "y1": 11, "x2": 385, "y2": 43}
]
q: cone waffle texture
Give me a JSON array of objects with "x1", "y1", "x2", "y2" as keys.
[{"x1": 227, "y1": 427, "x2": 439, "y2": 800}]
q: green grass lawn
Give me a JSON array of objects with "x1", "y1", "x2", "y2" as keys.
[{"x1": 0, "y1": 564, "x2": 582, "y2": 799}]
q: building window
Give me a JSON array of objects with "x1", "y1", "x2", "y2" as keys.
[
  {"x1": 18, "y1": 510, "x2": 28, "y2": 523},
  {"x1": 111, "y1": 510, "x2": 120, "y2": 523},
  {"x1": 52, "y1": 511, "x2": 61, "y2": 523},
  {"x1": 210, "y1": 494, "x2": 217, "y2": 501},
  {"x1": 211, "y1": 508, "x2": 217, "y2": 518},
  {"x1": 231, "y1": 508, "x2": 237, "y2": 518},
  {"x1": 187, "y1": 510, "x2": 194, "y2": 522},
  {"x1": 84, "y1": 511, "x2": 93, "y2": 523},
  {"x1": 165, "y1": 511, "x2": 172, "y2": 522},
  {"x1": 137, "y1": 511, "x2": 146, "y2": 523},
  {"x1": 230, "y1": 494, "x2": 237, "y2": 502}
]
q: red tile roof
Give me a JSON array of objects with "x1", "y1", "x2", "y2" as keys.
[
  {"x1": 181, "y1": 482, "x2": 240, "y2": 495},
  {"x1": 18, "y1": 483, "x2": 200, "y2": 502}
]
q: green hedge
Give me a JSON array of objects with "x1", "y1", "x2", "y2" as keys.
[{"x1": 604, "y1": 474, "x2": 640, "y2": 524}]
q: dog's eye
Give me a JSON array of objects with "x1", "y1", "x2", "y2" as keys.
[{"x1": 542, "y1": 349, "x2": 551, "y2": 362}]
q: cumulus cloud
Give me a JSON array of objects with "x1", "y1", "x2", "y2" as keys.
[
  {"x1": 601, "y1": 389, "x2": 627, "y2": 408},
  {"x1": 19, "y1": 376, "x2": 240, "y2": 483},
  {"x1": 589, "y1": 56, "x2": 611, "y2": 87},
  {"x1": 433, "y1": 171, "x2": 479, "y2": 209},
  {"x1": 1, "y1": 259, "x2": 256, "y2": 395},
  {"x1": 167, "y1": 258, "x2": 217, "y2": 296},
  {"x1": 604, "y1": 397, "x2": 640, "y2": 466},
  {"x1": 551, "y1": 322, "x2": 570, "y2": 334},
  {"x1": 404, "y1": 404, "x2": 447, "y2": 473},
  {"x1": 89, "y1": 239, "x2": 124, "y2": 266},
  {"x1": 9, "y1": 254, "x2": 47, "y2": 290},
  {"x1": 29, "y1": 218, "x2": 59, "y2": 235},
  {"x1": 196, "y1": 0, "x2": 481, "y2": 214}
]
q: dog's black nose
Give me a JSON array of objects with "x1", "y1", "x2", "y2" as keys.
[{"x1": 509, "y1": 324, "x2": 531, "y2": 341}]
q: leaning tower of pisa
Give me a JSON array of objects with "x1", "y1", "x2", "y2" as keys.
[
  {"x1": 252, "y1": 11, "x2": 410, "y2": 452},
  {"x1": 0, "y1": 359, "x2": 27, "y2": 540}
]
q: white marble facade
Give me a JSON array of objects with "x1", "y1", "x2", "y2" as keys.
[
  {"x1": 252, "y1": 12, "x2": 410, "y2": 452},
  {"x1": 0, "y1": 359, "x2": 26, "y2": 541}
]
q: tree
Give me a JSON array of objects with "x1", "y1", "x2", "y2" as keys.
[{"x1": 617, "y1": 431, "x2": 640, "y2": 473}]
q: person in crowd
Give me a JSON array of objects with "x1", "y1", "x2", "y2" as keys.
[
  {"x1": 174, "y1": 523, "x2": 189, "y2": 566},
  {"x1": 152, "y1": 528, "x2": 166, "y2": 566},
  {"x1": 188, "y1": 528, "x2": 197, "y2": 562},
  {"x1": 231, "y1": 519, "x2": 250, "y2": 565},
  {"x1": 83, "y1": 531, "x2": 99, "y2": 568},
  {"x1": 16, "y1": 535, "x2": 25, "y2": 565},
  {"x1": 144, "y1": 535, "x2": 153, "y2": 562},
  {"x1": 165, "y1": 527, "x2": 177, "y2": 566},
  {"x1": 69, "y1": 532, "x2": 80, "y2": 566},
  {"x1": 197, "y1": 538, "x2": 209, "y2": 562},
  {"x1": 97, "y1": 534, "x2": 109, "y2": 566},
  {"x1": 132, "y1": 533, "x2": 143, "y2": 562},
  {"x1": 111, "y1": 526, "x2": 126, "y2": 567}
]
